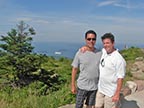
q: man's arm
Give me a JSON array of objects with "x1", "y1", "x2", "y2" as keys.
[
  {"x1": 112, "y1": 78, "x2": 123, "y2": 102},
  {"x1": 71, "y1": 67, "x2": 78, "y2": 94}
]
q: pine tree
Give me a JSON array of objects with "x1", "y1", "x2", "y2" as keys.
[{"x1": 0, "y1": 21, "x2": 42, "y2": 86}]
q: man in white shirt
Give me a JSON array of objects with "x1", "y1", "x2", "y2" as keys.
[{"x1": 96, "y1": 33, "x2": 126, "y2": 108}]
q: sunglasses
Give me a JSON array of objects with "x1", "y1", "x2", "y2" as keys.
[{"x1": 86, "y1": 38, "x2": 96, "y2": 41}]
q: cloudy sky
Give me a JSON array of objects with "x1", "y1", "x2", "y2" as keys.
[{"x1": 0, "y1": 0, "x2": 144, "y2": 45}]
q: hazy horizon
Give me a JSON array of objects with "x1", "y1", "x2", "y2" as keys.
[{"x1": 32, "y1": 41, "x2": 144, "y2": 58}]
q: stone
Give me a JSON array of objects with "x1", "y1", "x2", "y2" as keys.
[
  {"x1": 125, "y1": 81, "x2": 137, "y2": 93},
  {"x1": 121, "y1": 86, "x2": 131, "y2": 96}
]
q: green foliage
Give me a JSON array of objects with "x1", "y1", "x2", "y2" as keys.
[
  {"x1": 0, "y1": 53, "x2": 13, "y2": 75},
  {"x1": 47, "y1": 84, "x2": 75, "y2": 108},
  {"x1": 0, "y1": 56, "x2": 73, "y2": 108},
  {"x1": 0, "y1": 21, "x2": 43, "y2": 86},
  {"x1": 123, "y1": 70, "x2": 133, "y2": 84},
  {"x1": 28, "y1": 81, "x2": 48, "y2": 96},
  {"x1": 120, "y1": 47, "x2": 144, "y2": 61},
  {"x1": 0, "y1": 21, "x2": 74, "y2": 108},
  {"x1": 0, "y1": 84, "x2": 75, "y2": 108},
  {"x1": 121, "y1": 47, "x2": 144, "y2": 83}
]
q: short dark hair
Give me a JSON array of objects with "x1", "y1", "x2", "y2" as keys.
[
  {"x1": 101, "y1": 33, "x2": 115, "y2": 43},
  {"x1": 85, "y1": 30, "x2": 97, "y2": 39}
]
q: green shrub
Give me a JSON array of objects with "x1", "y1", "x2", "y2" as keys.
[{"x1": 121, "y1": 47, "x2": 144, "y2": 61}]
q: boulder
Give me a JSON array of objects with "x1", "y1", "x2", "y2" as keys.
[
  {"x1": 121, "y1": 90, "x2": 144, "y2": 108},
  {"x1": 125, "y1": 81, "x2": 137, "y2": 93}
]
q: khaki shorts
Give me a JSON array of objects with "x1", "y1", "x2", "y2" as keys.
[{"x1": 95, "y1": 91, "x2": 121, "y2": 108}]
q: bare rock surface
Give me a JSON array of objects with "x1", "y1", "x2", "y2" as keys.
[
  {"x1": 134, "y1": 80, "x2": 144, "y2": 92},
  {"x1": 131, "y1": 57, "x2": 144, "y2": 80},
  {"x1": 121, "y1": 90, "x2": 144, "y2": 108}
]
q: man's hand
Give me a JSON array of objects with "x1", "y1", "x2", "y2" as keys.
[
  {"x1": 80, "y1": 46, "x2": 88, "y2": 53},
  {"x1": 71, "y1": 85, "x2": 77, "y2": 94},
  {"x1": 112, "y1": 94, "x2": 120, "y2": 102}
]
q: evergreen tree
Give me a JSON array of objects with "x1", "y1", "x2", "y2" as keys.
[
  {"x1": 0, "y1": 21, "x2": 42, "y2": 85},
  {"x1": 0, "y1": 21, "x2": 35, "y2": 55}
]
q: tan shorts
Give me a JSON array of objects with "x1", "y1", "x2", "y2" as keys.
[{"x1": 95, "y1": 91, "x2": 121, "y2": 108}]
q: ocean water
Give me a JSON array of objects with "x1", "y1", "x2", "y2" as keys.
[
  {"x1": 32, "y1": 42, "x2": 84, "y2": 59},
  {"x1": 32, "y1": 42, "x2": 144, "y2": 59}
]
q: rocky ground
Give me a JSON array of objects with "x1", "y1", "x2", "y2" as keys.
[{"x1": 122, "y1": 90, "x2": 144, "y2": 108}]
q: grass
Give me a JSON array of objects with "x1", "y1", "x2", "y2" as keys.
[{"x1": 0, "y1": 83, "x2": 75, "y2": 108}]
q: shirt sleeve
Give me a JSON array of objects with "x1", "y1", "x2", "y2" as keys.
[
  {"x1": 71, "y1": 50, "x2": 80, "y2": 68},
  {"x1": 116, "y1": 57, "x2": 126, "y2": 78}
]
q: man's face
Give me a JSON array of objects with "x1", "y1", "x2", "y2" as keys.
[
  {"x1": 85, "y1": 33, "x2": 96, "y2": 48},
  {"x1": 102, "y1": 38, "x2": 114, "y2": 54}
]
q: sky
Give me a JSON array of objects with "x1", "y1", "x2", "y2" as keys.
[{"x1": 0, "y1": 0, "x2": 144, "y2": 46}]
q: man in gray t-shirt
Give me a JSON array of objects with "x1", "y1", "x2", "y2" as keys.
[{"x1": 71, "y1": 30, "x2": 101, "y2": 108}]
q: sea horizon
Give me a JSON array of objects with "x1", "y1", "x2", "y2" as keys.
[{"x1": 32, "y1": 42, "x2": 144, "y2": 59}]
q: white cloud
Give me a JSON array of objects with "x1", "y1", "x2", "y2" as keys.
[
  {"x1": 114, "y1": 2, "x2": 144, "y2": 9},
  {"x1": 34, "y1": 20, "x2": 50, "y2": 24},
  {"x1": 30, "y1": 14, "x2": 144, "y2": 44},
  {"x1": 93, "y1": 16, "x2": 144, "y2": 25},
  {"x1": 97, "y1": 0, "x2": 117, "y2": 7},
  {"x1": 15, "y1": 17, "x2": 32, "y2": 22},
  {"x1": 97, "y1": 0, "x2": 144, "y2": 9}
]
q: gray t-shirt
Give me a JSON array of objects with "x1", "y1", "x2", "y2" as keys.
[{"x1": 71, "y1": 49, "x2": 102, "y2": 91}]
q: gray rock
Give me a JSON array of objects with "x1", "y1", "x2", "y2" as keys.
[
  {"x1": 121, "y1": 90, "x2": 144, "y2": 108},
  {"x1": 125, "y1": 81, "x2": 137, "y2": 93}
]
